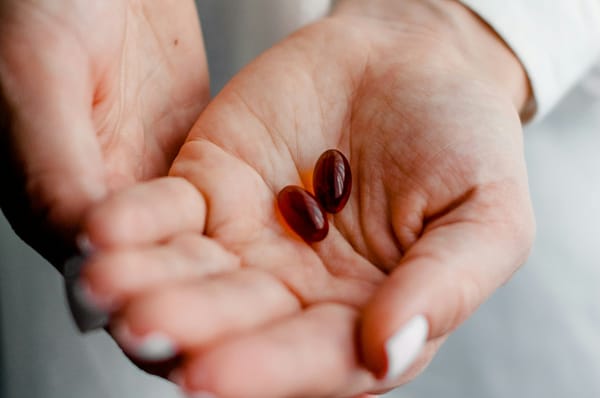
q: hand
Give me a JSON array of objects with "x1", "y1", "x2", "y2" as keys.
[
  {"x1": 79, "y1": 1, "x2": 535, "y2": 396},
  {"x1": 0, "y1": 0, "x2": 209, "y2": 267}
]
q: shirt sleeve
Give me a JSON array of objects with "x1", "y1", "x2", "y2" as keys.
[{"x1": 459, "y1": 0, "x2": 600, "y2": 122}]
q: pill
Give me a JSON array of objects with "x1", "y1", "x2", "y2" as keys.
[
  {"x1": 277, "y1": 185, "x2": 329, "y2": 242},
  {"x1": 313, "y1": 149, "x2": 352, "y2": 213}
]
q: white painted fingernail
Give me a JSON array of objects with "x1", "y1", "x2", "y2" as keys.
[
  {"x1": 384, "y1": 314, "x2": 429, "y2": 381},
  {"x1": 73, "y1": 280, "x2": 116, "y2": 312},
  {"x1": 67, "y1": 279, "x2": 110, "y2": 333},
  {"x1": 113, "y1": 322, "x2": 177, "y2": 361},
  {"x1": 72, "y1": 280, "x2": 99, "y2": 311},
  {"x1": 76, "y1": 234, "x2": 96, "y2": 256}
]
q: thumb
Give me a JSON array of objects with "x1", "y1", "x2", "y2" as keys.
[
  {"x1": 360, "y1": 191, "x2": 535, "y2": 382},
  {"x1": 0, "y1": 39, "x2": 106, "y2": 266}
]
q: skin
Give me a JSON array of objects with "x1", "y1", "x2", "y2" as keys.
[
  {"x1": 0, "y1": 0, "x2": 209, "y2": 268},
  {"x1": 77, "y1": 0, "x2": 535, "y2": 397}
]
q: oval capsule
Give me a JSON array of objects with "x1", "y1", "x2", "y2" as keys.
[
  {"x1": 277, "y1": 185, "x2": 329, "y2": 242},
  {"x1": 313, "y1": 149, "x2": 352, "y2": 213}
]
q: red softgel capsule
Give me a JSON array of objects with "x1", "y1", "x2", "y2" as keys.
[
  {"x1": 313, "y1": 149, "x2": 352, "y2": 213},
  {"x1": 277, "y1": 185, "x2": 329, "y2": 243}
]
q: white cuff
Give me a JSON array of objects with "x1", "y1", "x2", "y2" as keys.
[{"x1": 460, "y1": 0, "x2": 600, "y2": 122}]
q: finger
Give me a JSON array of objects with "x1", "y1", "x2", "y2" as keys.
[
  {"x1": 79, "y1": 232, "x2": 240, "y2": 310},
  {"x1": 361, "y1": 187, "x2": 535, "y2": 381},
  {"x1": 81, "y1": 177, "x2": 206, "y2": 249},
  {"x1": 175, "y1": 304, "x2": 376, "y2": 398},
  {"x1": 0, "y1": 34, "x2": 105, "y2": 262},
  {"x1": 111, "y1": 269, "x2": 301, "y2": 362},
  {"x1": 366, "y1": 336, "x2": 447, "y2": 395},
  {"x1": 170, "y1": 139, "x2": 286, "y2": 246}
]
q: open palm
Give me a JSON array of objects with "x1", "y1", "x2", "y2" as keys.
[
  {"x1": 0, "y1": 0, "x2": 208, "y2": 265},
  {"x1": 81, "y1": 14, "x2": 534, "y2": 398}
]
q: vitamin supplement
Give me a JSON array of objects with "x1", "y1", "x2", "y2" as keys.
[
  {"x1": 277, "y1": 185, "x2": 329, "y2": 242},
  {"x1": 313, "y1": 149, "x2": 352, "y2": 213}
]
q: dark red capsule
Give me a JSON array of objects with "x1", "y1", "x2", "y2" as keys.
[
  {"x1": 277, "y1": 185, "x2": 329, "y2": 243},
  {"x1": 313, "y1": 149, "x2": 352, "y2": 213}
]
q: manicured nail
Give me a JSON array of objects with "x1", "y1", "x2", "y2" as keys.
[
  {"x1": 76, "y1": 233, "x2": 96, "y2": 256},
  {"x1": 63, "y1": 255, "x2": 86, "y2": 279},
  {"x1": 64, "y1": 256, "x2": 109, "y2": 333},
  {"x1": 383, "y1": 315, "x2": 429, "y2": 381},
  {"x1": 113, "y1": 322, "x2": 177, "y2": 362},
  {"x1": 74, "y1": 279, "x2": 116, "y2": 311}
]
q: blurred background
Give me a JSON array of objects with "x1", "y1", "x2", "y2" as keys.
[{"x1": 1, "y1": 1, "x2": 599, "y2": 397}]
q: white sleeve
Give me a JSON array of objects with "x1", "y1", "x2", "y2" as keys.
[{"x1": 459, "y1": 0, "x2": 600, "y2": 121}]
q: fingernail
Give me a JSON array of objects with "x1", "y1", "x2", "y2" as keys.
[
  {"x1": 64, "y1": 256, "x2": 109, "y2": 333},
  {"x1": 113, "y1": 322, "x2": 177, "y2": 362},
  {"x1": 65, "y1": 255, "x2": 118, "y2": 311},
  {"x1": 383, "y1": 314, "x2": 429, "y2": 381},
  {"x1": 76, "y1": 233, "x2": 96, "y2": 256},
  {"x1": 74, "y1": 279, "x2": 116, "y2": 311},
  {"x1": 63, "y1": 255, "x2": 86, "y2": 279}
]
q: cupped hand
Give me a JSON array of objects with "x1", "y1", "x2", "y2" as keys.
[
  {"x1": 0, "y1": 0, "x2": 209, "y2": 266},
  {"x1": 80, "y1": 1, "x2": 535, "y2": 397}
]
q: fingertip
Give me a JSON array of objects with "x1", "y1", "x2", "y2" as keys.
[
  {"x1": 361, "y1": 306, "x2": 429, "y2": 381},
  {"x1": 67, "y1": 279, "x2": 111, "y2": 333},
  {"x1": 76, "y1": 233, "x2": 96, "y2": 255},
  {"x1": 81, "y1": 196, "x2": 135, "y2": 249},
  {"x1": 111, "y1": 320, "x2": 179, "y2": 362},
  {"x1": 78, "y1": 254, "x2": 126, "y2": 310},
  {"x1": 360, "y1": 301, "x2": 389, "y2": 379},
  {"x1": 170, "y1": 366, "x2": 218, "y2": 398},
  {"x1": 360, "y1": 267, "x2": 433, "y2": 380},
  {"x1": 63, "y1": 256, "x2": 110, "y2": 333},
  {"x1": 182, "y1": 351, "x2": 237, "y2": 398},
  {"x1": 381, "y1": 315, "x2": 429, "y2": 381}
]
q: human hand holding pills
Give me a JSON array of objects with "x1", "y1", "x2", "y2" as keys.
[
  {"x1": 0, "y1": 0, "x2": 209, "y2": 268},
  {"x1": 75, "y1": 1, "x2": 535, "y2": 397}
]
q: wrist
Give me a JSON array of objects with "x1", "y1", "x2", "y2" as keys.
[
  {"x1": 440, "y1": 1, "x2": 534, "y2": 120},
  {"x1": 332, "y1": 0, "x2": 533, "y2": 119}
]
